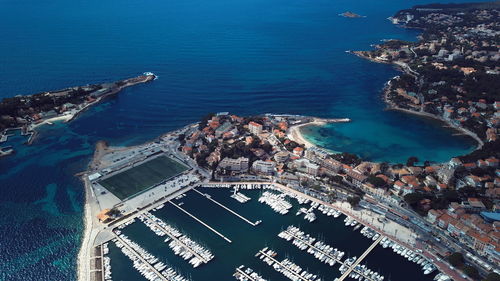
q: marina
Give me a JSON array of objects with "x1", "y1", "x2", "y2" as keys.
[{"x1": 99, "y1": 187, "x2": 442, "y2": 281}]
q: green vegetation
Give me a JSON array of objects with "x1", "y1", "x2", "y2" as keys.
[
  {"x1": 99, "y1": 156, "x2": 188, "y2": 200},
  {"x1": 447, "y1": 252, "x2": 481, "y2": 280},
  {"x1": 484, "y1": 273, "x2": 500, "y2": 281},
  {"x1": 447, "y1": 252, "x2": 464, "y2": 267},
  {"x1": 347, "y1": 196, "x2": 361, "y2": 207},
  {"x1": 367, "y1": 175, "x2": 386, "y2": 188}
]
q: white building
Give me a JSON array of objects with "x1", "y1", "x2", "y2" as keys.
[
  {"x1": 252, "y1": 160, "x2": 276, "y2": 175},
  {"x1": 218, "y1": 157, "x2": 249, "y2": 172},
  {"x1": 248, "y1": 121, "x2": 263, "y2": 135}
]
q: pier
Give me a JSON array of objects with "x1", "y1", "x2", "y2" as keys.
[
  {"x1": 281, "y1": 228, "x2": 344, "y2": 264},
  {"x1": 169, "y1": 201, "x2": 232, "y2": 243},
  {"x1": 193, "y1": 188, "x2": 260, "y2": 226},
  {"x1": 234, "y1": 266, "x2": 266, "y2": 281},
  {"x1": 113, "y1": 234, "x2": 169, "y2": 281},
  {"x1": 337, "y1": 235, "x2": 384, "y2": 281},
  {"x1": 257, "y1": 249, "x2": 312, "y2": 281},
  {"x1": 142, "y1": 214, "x2": 210, "y2": 264}
]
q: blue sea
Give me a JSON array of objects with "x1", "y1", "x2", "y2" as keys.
[{"x1": 0, "y1": 0, "x2": 480, "y2": 280}]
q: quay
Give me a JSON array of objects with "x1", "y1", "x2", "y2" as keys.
[
  {"x1": 143, "y1": 215, "x2": 210, "y2": 263},
  {"x1": 193, "y1": 188, "x2": 260, "y2": 226},
  {"x1": 112, "y1": 233, "x2": 168, "y2": 281},
  {"x1": 337, "y1": 235, "x2": 384, "y2": 281},
  {"x1": 257, "y1": 249, "x2": 310, "y2": 281},
  {"x1": 169, "y1": 201, "x2": 232, "y2": 243}
]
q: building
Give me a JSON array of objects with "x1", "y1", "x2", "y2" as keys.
[
  {"x1": 346, "y1": 169, "x2": 367, "y2": 188},
  {"x1": 427, "y1": 209, "x2": 443, "y2": 224},
  {"x1": 252, "y1": 160, "x2": 276, "y2": 175},
  {"x1": 305, "y1": 147, "x2": 329, "y2": 162},
  {"x1": 274, "y1": 151, "x2": 290, "y2": 163},
  {"x1": 218, "y1": 157, "x2": 249, "y2": 172},
  {"x1": 322, "y1": 158, "x2": 342, "y2": 172},
  {"x1": 248, "y1": 121, "x2": 263, "y2": 135},
  {"x1": 292, "y1": 147, "x2": 304, "y2": 157},
  {"x1": 294, "y1": 159, "x2": 319, "y2": 176}
]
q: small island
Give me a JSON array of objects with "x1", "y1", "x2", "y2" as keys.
[
  {"x1": 0, "y1": 72, "x2": 156, "y2": 156},
  {"x1": 339, "y1": 11, "x2": 365, "y2": 18}
]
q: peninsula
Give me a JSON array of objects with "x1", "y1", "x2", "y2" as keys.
[{"x1": 0, "y1": 72, "x2": 156, "y2": 156}]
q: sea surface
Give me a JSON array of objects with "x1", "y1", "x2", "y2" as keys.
[{"x1": 0, "y1": 0, "x2": 481, "y2": 280}]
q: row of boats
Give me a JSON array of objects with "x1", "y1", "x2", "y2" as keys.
[
  {"x1": 278, "y1": 226, "x2": 345, "y2": 267},
  {"x1": 102, "y1": 242, "x2": 112, "y2": 281},
  {"x1": 384, "y1": 238, "x2": 436, "y2": 275},
  {"x1": 138, "y1": 212, "x2": 214, "y2": 268},
  {"x1": 258, "y1": 191, "x2": 292, "y2": 215},
  {"x1": 233, "y1": 265, "x2": 267, "y2": 281},
  {"x1": 256, "y1": 248, "x2": 322, "y2": 281},
  {"x1": 113, "y1": 231, "x2": 188, "y2": 281},
  {"x1": 337, "y1": 257, "x2": 384, "y2": 281},
  {"x1": 231, "y1": 190, "x2": 251, "y2": 203}
]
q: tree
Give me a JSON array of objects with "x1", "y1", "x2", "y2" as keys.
[
  {"x1": 407, "y1": 156, "x2": 419, "y2": 167},
  {"x1": 463, "y1": 265, "x2": 479, "y2": 279},
  {"x1": 447, "y1": 252, "x2": 464, "y2": 267},
  {"x1": 404, "y1": 192, "x2": 425, "y2": 206},
  {"x1": 367, "y1": 175, "x2": 386, "y2": 188},
  {"x1": 380, "y1": 162, "x2": 389, "y2": 173},
  {"x1": 484, "y1": 273, "x2": 500, "y2": 281},
  {"x1": 347, "y1": 196, "x2": 361, "y2": 207}
]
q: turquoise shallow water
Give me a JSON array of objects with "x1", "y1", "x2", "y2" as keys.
[{"x1": 0, "y1": 0, "x2": 481, "y2": 280}]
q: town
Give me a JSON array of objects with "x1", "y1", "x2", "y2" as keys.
[{"x1": 82, "y1": 110, "x2": 498, "y2": 281}]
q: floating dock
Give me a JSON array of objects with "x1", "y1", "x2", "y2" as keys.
[
  {"x1": 169, "y1": 201, "x2": 232, "y2": 243},
  {"x1": 113, "y1": 233, "x2": 169, "y2": 281},
  {"x1": 140, "y1": 212, "x2": 212, "y2": 264},
  {"x1": 257, "y1": 248, "x2": 319, "y2": 281}
]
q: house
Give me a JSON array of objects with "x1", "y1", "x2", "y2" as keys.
[
  {"x1": 346, "y1": 169, "x2": 367, "y2": 188},
  {"x1": 293, "y1": 147, "x2": 304, "y2": 157},
  {"x1": 437, "y1": 213, "x2": 453, "y2": 229},
  {"x1": 427, "y1": 209, "x2": 443, "y2": 224},
  {"x1": 274, "y1": 151, "x2": 289, "y2": 163}
]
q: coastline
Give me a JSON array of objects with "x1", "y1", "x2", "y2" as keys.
[
  {"x1": 388, "y1": 105, "x2": 484, "y2": 150},
  {"x1": 76, "y1": 180, "x2": 92, "y2": 281},
  {"x1": 352, "y1": 50, "x2": 484, "y2": 153},
  {"x1": 287, "y1": 121, "x2": 325, "y2": 148}
]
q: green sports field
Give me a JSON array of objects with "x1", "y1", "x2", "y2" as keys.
[{"x1": 98, "y1": 155, "x2": 189, "y2": 200}]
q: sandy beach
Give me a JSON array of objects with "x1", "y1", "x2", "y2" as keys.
[
  {"x1": 287, "y1": 121, "x2": 326, "y2": 148},
  {"x1": 30, "y1": 113, "x2": 74, "y2": 130}
]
